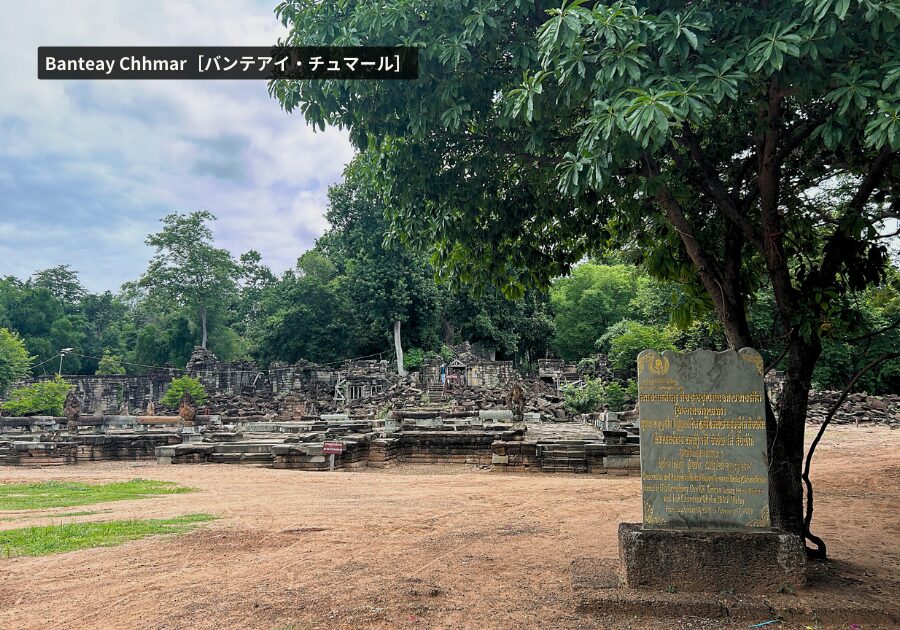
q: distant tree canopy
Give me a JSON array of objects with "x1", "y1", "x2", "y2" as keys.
[
  {"x1": 129, "y1": 211, "x2": 241, "y2": 350},
  {"x1": 248, "y1": 169, "x2": 554, "y2": 368},
  {"x1": 272, "y1": 0, "x2": 900, "y2": 536},
  {"x1": 0, "y1": 327, "x2": 33, "y2": 395}
]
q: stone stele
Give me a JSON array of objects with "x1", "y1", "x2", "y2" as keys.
[{"x1": 637, "y1": 348, "x2": 769, "y2": 530}]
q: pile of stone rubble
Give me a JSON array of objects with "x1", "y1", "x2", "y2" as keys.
[{"x1": 805, "y1": 390, "x2": 899, "y2": 427}]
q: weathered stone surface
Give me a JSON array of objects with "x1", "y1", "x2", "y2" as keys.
[
  {"x1": 638, "y1": 348, "x2": 769, "y2": 530},
  {"x1": 64, "y1": 391, "x2": 80, "y2": 434},
  {"x1": 179, "y1": 391, "x2": 198, "y2": 426},
  {"x1": 618, "y1": 522, "x2": 805, "y2": 594}
]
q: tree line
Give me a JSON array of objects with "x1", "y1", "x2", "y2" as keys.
[{"x1": 1, "y1": 169, "x2": 897, "y2": 397}]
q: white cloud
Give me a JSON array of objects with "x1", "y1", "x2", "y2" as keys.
[{"x1": 0, "y1": 0, "x2": 355, "y2": 291}]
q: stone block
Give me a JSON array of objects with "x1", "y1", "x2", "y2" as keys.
[
  {"x1": 618, "y1": 523, "x2": 805, "y2": 594},
  {"x1": 491, "y1": 454, "x2": 509, "y2": 464},
  {"x1": 604, "y1": 454, "x2": 640, "y2": 469}
]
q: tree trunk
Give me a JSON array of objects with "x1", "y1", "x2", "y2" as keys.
[
  {"x1": 767, "y1": 335, "x2": 821, "y2": 536},
  {"x1": 394, "y1": 320, "x2": 406, "y2": 376},
  {"x1": 200, "y1": 305, "x2": 208, "y2": 349}
]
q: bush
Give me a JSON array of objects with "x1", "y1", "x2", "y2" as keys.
[
  {"x1": 625, "y1": 379, "x2": 639, "y2": 404},
  {"x1": 160, "y1": 375, "x2": 207, "y2": 407},
  {"x1": 1, "y1": 376, "x2": 71, "y2": 416},
  {"x1": 403, "y1": 347, "x2": 426, "y2": 371},
  {"x1": 564, "y1": 378, "x2": 634, "y2": 414},
  {"x1": 604, "y1": 382, "x2": 627, "y2": 412},
  {"x1": 564, "y1": 378, "x2": 606, "y2": 414},
  {"x1": 0, "y1": 328, "x2": 33, "y2": 396}
]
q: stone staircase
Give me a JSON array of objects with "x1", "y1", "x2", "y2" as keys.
[
  {"x1": 538, "y1": 440, "x2": 587, "y2": 473},
  {"x1": 426, "y1": 382, "x2": 446, "y2": 402}
]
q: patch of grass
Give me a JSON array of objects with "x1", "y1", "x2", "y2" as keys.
[
  {"x1": 0, "y1": 479, "x2": 192, "y2": 511},
  {"x1": 0, "y1": 513, "x2": 215, "y2": 557},
  {"x1": 48, "y1": 510, "x2": 100, "y2": 518},
  {"x1": 0, "y1": 510, "x2": 102, "y2": 523}
]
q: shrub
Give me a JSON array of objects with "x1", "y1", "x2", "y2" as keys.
[
  {"x1": 1, "y1": 376, "x2": 71, "y2": 416},
  {"x1": 563, "y1": 378, "x2": 606, "y2": 414},
  {"x1": 625, "y1": 379, "x2": 639, "y2": 404},
  {"x1": 0, "y1": 328, "x2": 33, "y2": 396},
  {"x1": 160, "y1": 375, "x2": 207, "y2": 407},
  {"x1": 403, "y1": 347, "x2": 426, "y2": 371},
  {"x1": 564, "y1": 378, "x2": 634, "y2": 414},
  {"x1": 604, "y1": 382, "x2": 627, "y2": 412}
]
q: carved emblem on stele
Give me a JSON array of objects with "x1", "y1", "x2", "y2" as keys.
[
  {"x1": 637, "y1": 351, "x2": 669, "y2": 376},
  {"x1": 739, "y1": 349, "x2": 764, "y2": 376}
]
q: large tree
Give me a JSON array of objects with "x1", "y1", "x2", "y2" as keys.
[
  {"x1": 318, "y1": 174, "x2": 443, "y2": 373},
  {"x1": 272, "y1": 0, "x2": 900, "y2": 540},
  {"x1": 131, "y1": 211, "x2": 240, "y2": 350}
]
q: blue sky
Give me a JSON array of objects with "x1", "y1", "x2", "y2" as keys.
[{"x1": 0, "y1": 0, "x2": 354, "y2": 292}]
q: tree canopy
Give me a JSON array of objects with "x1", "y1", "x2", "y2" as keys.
[
  {"x1": 130, "y1": 211, "x2": 241, "y2": 350},
  {"x1": 272, "y1": 0, "x2": 900, "y2": 538},
  {"x1": 0, "y1": 327, "x2": 33, "y2": 395}
]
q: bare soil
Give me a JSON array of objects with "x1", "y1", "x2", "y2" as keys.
[{"x1": 0, "y1": 425, "x2": 897, "y2": 630}]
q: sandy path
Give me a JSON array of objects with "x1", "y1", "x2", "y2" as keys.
[{"x1": 0, "y1": 425, "x2": 896, "y2": 629}]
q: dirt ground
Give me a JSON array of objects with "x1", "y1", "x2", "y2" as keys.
[{"x1": 0, "y1": 425, "x2": 897, "y2": 630}]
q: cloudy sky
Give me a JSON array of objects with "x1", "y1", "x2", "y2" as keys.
[{"x1": 0, "y1": 0, "x2": 355, "y2": 292}]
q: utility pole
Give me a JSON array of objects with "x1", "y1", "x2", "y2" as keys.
[{"x1": 58, "y1": 348, "x2": 74, "y2": 376}]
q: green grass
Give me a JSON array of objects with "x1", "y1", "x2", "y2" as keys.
[
  {"x1": 0, "y1": 480, "x2": 192, "y2": 511},
  {"x1": 0, "y1": 513, "x2": 215, "y2": 557},
  {"x1": 0, "y1": 510, "x2": 102, "y2": 523}
]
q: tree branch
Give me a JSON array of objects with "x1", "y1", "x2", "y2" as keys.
[
  {"x1": 677, "y1": 129, "x2": 763, "y2": 251},
  {"x1": 802, "y1": 350, "x2": 900, "y2": 559}
]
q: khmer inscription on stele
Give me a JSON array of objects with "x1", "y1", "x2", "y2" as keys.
[{"x1": 638, "y1": 348, "x2": 771, "y2": 530}]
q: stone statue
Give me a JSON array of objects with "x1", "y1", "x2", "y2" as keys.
[
  {"x1": 145, "y1": 399, "x2": 155, "y2": 416},
  {"x1": 178, "y1": 391, "x2": 198, "y2": 427},
  {"x1": 64, "y1": 391, "x2": 81, "y2": 435},
  {"x1": 505, "y1": 381, "x2": 526, "y2": 423},
  {"x1": 118, "y1": 401, "x2": 129, "y2": 416}
]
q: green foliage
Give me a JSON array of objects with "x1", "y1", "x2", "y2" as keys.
[
  {"x1": 0, "y1": 275, "x2": 86, "y2": 375},
  {"x1": 563, "y1": 377, "x2": 629, "y2": 414},
  {"x1": 0, "y1": 514, "x2": 214, "y2": 557},
  {"x1": 564, "y1": 378, "x2": 606, "y2": 414},
  {"x1": 1, "y1": 376, "x2": 71, "y2": 416},
  {"x1": 551, "y1": 264, "x2": 642, "y2": 360},
  {"x1": 604, "y1": 382, "x2": 627, "y2": 413},
  {"x1": 602, "y1": 321, "x2": 677, "y2": 374},
  {"x1": 129, "y1": 211, "x2": 241, "y2": 351},
  {"x1": 0, "y1": 480, "x2": 191, "y2": 511},
  {"x1": 403, "y1": 347, "x2": 426, "y2": 371},
  {"x1": 160, "y1": 375, "x2": 207, "y2": 407},
  {"x1": 0, "y1": 327, "x2": 33, "y2": 395},
  {"x1": 625, "y1": 379, "x2": 639, "y2": 404},
  {"x1": 272, "y1": 0, "x2": 900, "y2": 399},
  {"x1": 438, "y1": 344, "x2": 454, "y2": 363},
  {"x1": 96, "y1": 351, "x2": 125, "y2": 375}
]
